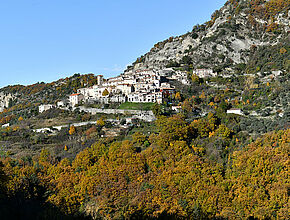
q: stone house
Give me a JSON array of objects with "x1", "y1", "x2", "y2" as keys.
[{"x1": 39, "y1": 104, "x2": 55, "y2": 113}]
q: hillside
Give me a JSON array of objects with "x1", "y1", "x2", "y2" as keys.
[
  {"x1": 1, "y1": 73, "x2": 99, "y2": 103},
  {"x1": 0, "y1": 1, "x2": 289, "y2": 219},
  {"x1": 129, "y1": 0, "x2": 289, "y2": 74}
]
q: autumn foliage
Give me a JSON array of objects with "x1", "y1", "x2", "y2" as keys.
[{"x1": 0, "y1": 114, "x2": 288, "y2": 219}]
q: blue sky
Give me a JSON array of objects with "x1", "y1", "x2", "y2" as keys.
[{"x1": 0, "y1": 0, "x2": 226, "y2": 88}]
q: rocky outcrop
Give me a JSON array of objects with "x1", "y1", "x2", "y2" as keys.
[{"x1": 129, "y1": 0, "x2": 289, "y2": 72}]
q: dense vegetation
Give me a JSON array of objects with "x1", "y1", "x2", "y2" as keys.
[
  {"x1": 0, "y1": 0, "x2": 289, "y2": 219},
  {"x1": 0, "y1": 114, "x2": 288, "y2": 219}
]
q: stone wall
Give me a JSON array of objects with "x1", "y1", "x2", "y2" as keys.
[{"x1": 74, "y1": 107, "x2": 156, "y2": 122}]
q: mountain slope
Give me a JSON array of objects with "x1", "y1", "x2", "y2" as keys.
[{"x1": 129, "y1": 0, "x2": 289, "y2": 73}]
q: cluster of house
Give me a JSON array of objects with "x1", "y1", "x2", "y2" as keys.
[
  {"x1": 38, "y1": 68, "x2": 218, "y2": 113},
  {"x1": 68, "y1": 69, "x2": 178, "y2": 107},
  {"x1": 68, "y1": 68, "x2": 217, "y2": 107}
]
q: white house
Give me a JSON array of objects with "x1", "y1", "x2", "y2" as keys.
[
  {"x1": 127, "y1": 92, "x2": 162, "y2": 104},
  {"x1": 116, "y1": 84, "x2": 134, "y2": 95},
  {"x1": 69, "y1": 93, "x2": 84, "y2": 107},
  {"x1": 128, "y1": 93, "x2": 144, "y2": 102},
  {"x1": 192, "y1": 69, "x2": 217, "y2": 78},
  {"x1": 145, "y1": 92, "x2": 163, "y2": 103},
  {"x1": 57, "y1": 101, "x2": 64, "y2": 107},
  {"x1": 2, "y1": 123, "x2": 10, "y2": 128},
  {"x1": 172, "y1": 106, "x2": 182, "y2": 112},
  {"x1": 78, "y1": 87, "x2": 95, "y2": 101},
  {"x1": 39, "y1": 104, "x2": 54, "y2": 113},
  {"x1": 160, "y1": 82, "x2": 173, "y2": 89},
  {"x1": 57, "y1": 100, "x2": 68, "y2": 107},
  {"x1": 226, "y1": 108, "x2": 244, "y2": 115},
  {"x1": 110, "y1": 94, "x2": 126, "y2": 103}
]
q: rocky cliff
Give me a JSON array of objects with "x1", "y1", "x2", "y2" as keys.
[{"x1": 129, "y1": 0, "x2": 289, "y2": 74}]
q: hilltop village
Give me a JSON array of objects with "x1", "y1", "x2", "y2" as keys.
[
  {"x1": 71, "y1": 68, "x2": 186, "y2": 106},
  {"x1": 0, "y1": 0, "x2": 289, "y2": 219},
  {"x1": 39, "y1": 68, "x2": 216, "y2": 111}
]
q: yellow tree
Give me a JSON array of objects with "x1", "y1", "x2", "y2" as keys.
[
  {"x1": 132, "y1": 132, "x2": 146, "y2": 145},
  {"x1": 199, "y1": 91, "x2": 206, "y2": 99},
  {"x1": 96, "y1": 118, "x2": 105, "y2": 127},
  {"x1": 279, "y1": 47, "x2": 287, "y2": 54},
  {"x1": 181, "y1": 99, "x2": 192, "y2": 113},
  {"x1": 191, "y1": 73, "x2": 200, "y2": 83},
  {"x1": 222, "y1": 129, "x2": 290, "y2": 219},
  {"x1": 175, "y1": 92, "x2": 181, "y2": 101},
  {"x1": 69, "y1": 125, "x2": 76, "y2": 135}
]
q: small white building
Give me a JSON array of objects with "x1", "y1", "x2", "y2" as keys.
[
  {"x1": 57, "y1": 100, "x2": 68, "y2": 107},
  {"x1": 2, "y1": 123, "x2": 10, "y2": 128},
  {"x1": 192, "y1": 69, "x2": 217, "y2": 78},
  {"x1": 160, "y1": 82, "x2": 174, "y2": 89},
  {"x1": 172, "y1": 106, "x2": 182, "y2": 112},
  {"x1": 226, "y1": 108, "x2": 244, "y2": 116},
  {"x1": 69, "y1": 93, "x2": 84, "y2": 107},
  {"x1": 39, "y1": 104, "x2": 54, "y2": 113}
]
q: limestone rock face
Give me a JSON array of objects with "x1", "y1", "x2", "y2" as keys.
[{"x1": 129, "y1": 0, "x2": 289, "y2": 72}]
